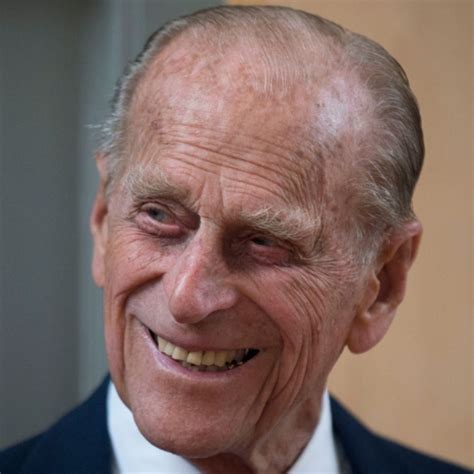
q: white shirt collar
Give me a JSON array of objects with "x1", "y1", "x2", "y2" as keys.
[
  {"x1": 107, "y1": 381, "x2": 342, "y2": 473},
  {"x1": 289, "y1": 389, "x2": 341, "y2": 473}
]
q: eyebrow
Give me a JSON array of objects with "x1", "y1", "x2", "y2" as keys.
[
  {"x1": 237, "y1": 207, "x2": 319, "y2": 248},
  {"x1": 125, "y1": 164, "x2": 320, "y2": 249},
  {"x1": 125, "y1": 164, "x2": 191, "y2": 205}
]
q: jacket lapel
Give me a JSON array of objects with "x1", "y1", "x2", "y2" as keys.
[
  {"x1": 330, "y1": 396, "x2": 379, "y2": 474},
  {"x1": 20, "y1": 376, "x2": 111, "y2": 474}
]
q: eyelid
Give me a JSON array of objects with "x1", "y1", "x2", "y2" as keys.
[
  {"x1": 130, "y1": 202, "x2": 186, "y2": 239},
  {"x1": 248, "y1": 233, "x2": 312, "y2": 266},
  {"x1": 247, "y1": 232, "x2": 289, "y2": 250},
  {"x1": 141, "y1": 202, "x2": 172, "y2": 215},
  {"x1": 245, "y1": 229, "x2": 288, "y2": 247},
  {"x1": 133, "y1": 199, "x2": 177, "y2": 220},
  {"x1": 246, "y1": 238, "x2": 292, "y2": 267},
  {"x1": 137, "y1": 198, "x2": 200, "y2": 229},
  {"x1": 250, "y1": 235, "x2": 280, "y2": 247}
]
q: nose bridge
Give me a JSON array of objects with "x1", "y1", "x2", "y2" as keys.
[
  {"x1": 166, "y1": 232, "x2": 237, "y2": 324},
  {"x1": 177, "y1": 238, "x2": 219, "y2": 292}
]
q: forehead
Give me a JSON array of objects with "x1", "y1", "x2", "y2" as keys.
[
  {"x1": 130, "y1": 34, "x2": 367, "y2": 134},
  {"x1": 123, "y1": 37, "x2": 369, "y2": 212}
]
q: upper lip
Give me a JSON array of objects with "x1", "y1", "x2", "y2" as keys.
[{"x1": 146, "y1": 325, "x2": 259, "y2": 352}]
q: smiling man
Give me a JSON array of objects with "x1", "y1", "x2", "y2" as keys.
[{"x1": 0, "y1": 5, "x2": 470, "y2": 474}]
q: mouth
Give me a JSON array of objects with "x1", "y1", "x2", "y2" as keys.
[{"x1": 149, "y1": 330, "x2": 260, "y2": 373}]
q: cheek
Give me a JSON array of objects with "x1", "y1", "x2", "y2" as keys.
[
  {"x1": 249, "y1": 267, "x2": 331, "y2": 347},
  {"x1": 247, "y1": 265, "x2": 354, "y2": 400},
  {"x1": 104, "y1": 227, "x2": 178, "y2": 295},
  {"x1": 102, "y1": 228, "x2": 177, "y2": 394}
]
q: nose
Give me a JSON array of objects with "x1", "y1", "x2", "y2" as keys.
[{"x1": 165, "y1": 238, "x2": 239, "y2": 325}]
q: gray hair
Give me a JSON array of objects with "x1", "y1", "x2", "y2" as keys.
[{"x1": 99, "y1": 5, "x2": 424, "y2": 259}]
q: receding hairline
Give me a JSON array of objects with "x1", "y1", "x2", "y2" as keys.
[
  {"x1": 121, "y1": 16, "x2": 375, "y2": 193},
  {"x1": 132, "y1": 8, "x2": 357, "y2": 102},
  {"x1": 101, "y1": 5, "x2": 376, "y2": 188}
]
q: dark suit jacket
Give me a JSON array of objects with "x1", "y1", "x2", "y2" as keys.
[{"x1": 0, "y1": 376, "x2": 470, "y2": 473}]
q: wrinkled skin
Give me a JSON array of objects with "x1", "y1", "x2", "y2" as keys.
[{"x1": 91, "y1": 39, "x2": 421, "y2": 473}]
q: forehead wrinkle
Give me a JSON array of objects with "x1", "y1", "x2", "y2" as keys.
[
  {"x1": 141, "y1": 110, "x2": 356, "y2": 205},
  {"x1": 221, "y1": 174, "x2": 305, "y2": 213},
  {"x1": 133, "y1": 111, "x2": 314, "y2": 177},
  {"x1": 227, "y1": 176, "x2": 284, "y2": 203},
  {"x1": 167, "y1": 129, "x2": 302, "y2": 176},
  {"x1": 125, "y1": 124, "x2": 328, "y2": 231},
  {"x1": 165, "y1": 126, "x2": 328, "y2": 213},
  {"x1": 134, "y1": 105, "x2": 336, "y2": 197},
  {"x1": 139, "y1": 130, "x2": 320, "y2": 204},
  {"x1": 123, "y1": 157, "x2": 292, "y2": 221},
  {"x1": 144, "y1": 112, "x2": 319, "y2": 170},
  {"x1": 162, "y1": 151, "x2": 294, "y2": 205},
  {"x1": 127, "y1": 109, "x2": 317, "y2": 186},
  {"x1": 167, "y1": 136, "x2": 290, "y2": 177},
  {"x1": 125, "y1": 137, "x2": 326, "y2": 227}
]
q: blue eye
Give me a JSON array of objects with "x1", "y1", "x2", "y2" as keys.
[
  {"x1": 146, "y1": 207, "x2": 170, "y2": 222},
  {"x1": 136, "y1": 203, "x2": 183, "y2": 238}
]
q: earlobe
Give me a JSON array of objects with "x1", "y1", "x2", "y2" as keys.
[
  {"x1": 90, "y1": 153, "x2": 109, "y2": 288},
  {"x1": 346, "y1": 220, "x2": 422, "y2": 354}
]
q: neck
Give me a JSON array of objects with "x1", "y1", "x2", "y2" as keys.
[{"x1": 188, "y1": 395, "x2": 323, "y2": 474}]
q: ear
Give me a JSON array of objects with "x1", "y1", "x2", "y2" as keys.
[
  {"x1": 346, "y1": 220, "x2": 422, "y2": 354},
  {"x1": 90, "y1": 153, "x2": 109, "y2": 288}
]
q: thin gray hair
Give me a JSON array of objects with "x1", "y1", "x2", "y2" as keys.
[{"x1": 99, "y1": 5, "x2": 424, "y2": 260}]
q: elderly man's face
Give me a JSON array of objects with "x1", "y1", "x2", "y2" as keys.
[{"x1": 92, "y1": 45, "x2": 375, "y2": 459}]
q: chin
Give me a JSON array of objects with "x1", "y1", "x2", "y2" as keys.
[
  {"x1": 132, "y1": 406, "x2": 239, "y2": 459},
  {"x1": 119, "y1": 363, "x2": 254, "y2": 459}
]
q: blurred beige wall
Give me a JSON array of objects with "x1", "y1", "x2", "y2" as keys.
[{"x1": 229, "y1": 0, "x2": 472, "y2": 467}]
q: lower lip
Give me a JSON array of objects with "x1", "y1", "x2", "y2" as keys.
[{"x1": 139, "y1": 320, "x2": 257, "y2": 380}]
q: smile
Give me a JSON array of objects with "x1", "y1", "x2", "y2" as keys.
[{"x1": 150, "y1": 331, "x2": 260, "y2": 372}]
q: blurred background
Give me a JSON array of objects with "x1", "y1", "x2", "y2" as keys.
[{"x1": 0, "y1": 0, "x2": 472, "y2": 468}]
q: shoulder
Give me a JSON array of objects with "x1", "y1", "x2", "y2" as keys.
[
  {"x1": 0, "y1": 376, "x2": 111, "y2": 474},
  {"x1": 330, "y1": 396, "x2": 471, "y2": 474}
]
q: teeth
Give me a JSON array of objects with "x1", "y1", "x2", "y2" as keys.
[
  {"x1": 164, "y1": 342, "x2": 175, "y2": 356},
  {"x1": 225, "y1": 350, "x2": 236, "y2": 363},
  {"x1": 153, "y1": 334, "x2": 258, "y2": 371},
  {"x1": 157, "y1": 336, "x2": 167, "y2": 352},
  {"x1": 171, "y1": 346, "x2": 188, "y2": 361},
  {"x1": 186, "y1": 351, "x2": 203, "y2": 366},
  {"x1": 214, "y1": 351, "x2": 227, "y2": 367},
  {"x1": 201, "y1": 351, "x2": 215, "y2": 366}
]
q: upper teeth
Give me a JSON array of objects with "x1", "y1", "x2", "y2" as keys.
[{"x1": 156, "y1": 335, "x2": 247, "y2": 368}]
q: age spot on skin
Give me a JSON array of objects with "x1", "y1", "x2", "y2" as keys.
[
  {"x1": 150, "y1": 119, "x2": 161, "y2": 131},
  {"x1": 295, "y1": 150, "x2": 305, "y2": 160}
]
